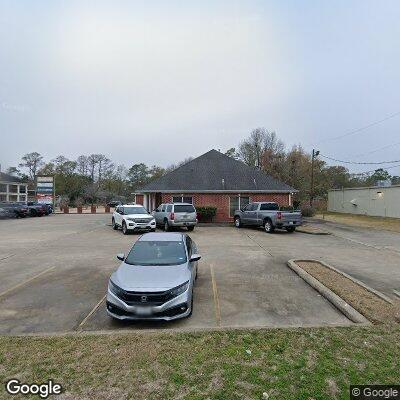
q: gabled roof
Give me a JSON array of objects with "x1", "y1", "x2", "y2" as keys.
[
  {"x1": 138, "y1": 149, "x2": 297, "y2": 193},
  {"x1": 0, "y1": 172, "x2": 27, "y2": 184}
]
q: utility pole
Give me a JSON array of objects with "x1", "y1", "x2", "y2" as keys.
[{"x1": 310, "y1": 149, "x2": 320, "y2": 207}]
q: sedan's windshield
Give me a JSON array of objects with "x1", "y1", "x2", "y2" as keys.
[
  {"x1": 124, "y1": 206, "x2": 147, "y2": 214},
  {"x1": 125, "y1": 241, "x2": 187, "y2": 266}
]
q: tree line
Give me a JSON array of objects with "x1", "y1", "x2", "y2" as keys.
[
  {"x1": 6, "y1": 152, "x2": 192, "y2": 206},
  {"x1": 6, "y1": 128, "x2": 399, "y2": 206}
]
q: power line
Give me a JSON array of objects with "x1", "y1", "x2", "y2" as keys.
[
  {"x1": 352, "y1": 141, "x2": 400, "y2": 158},
  {"x1": 351, "y1": 163, "x2": 400, "y2": 176},
  {"x1": 320, "y1": 154, "x2": 400, "y2": 165},
  {"x1": 314, "y1": 110, "x2": 400, "y2": 145}
]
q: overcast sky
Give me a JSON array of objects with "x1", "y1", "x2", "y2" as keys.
[{"x1": 1, "y1": 0, "x2": 400, "y2": 175}]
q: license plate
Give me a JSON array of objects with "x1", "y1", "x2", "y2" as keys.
[{"x1": 135, "y1": 306, "x2": 152, "y2": 316}]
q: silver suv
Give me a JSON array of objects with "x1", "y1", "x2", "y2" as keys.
[{"x1": 152, "y1": 203, "x2": 197, "y2": 231}]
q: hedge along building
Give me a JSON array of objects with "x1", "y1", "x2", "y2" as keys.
[{"x1": 135, "y1": 150, "x2": 297, "y2": 223}]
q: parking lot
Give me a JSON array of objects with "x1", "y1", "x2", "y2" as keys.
[{"x1": 1, "y1": 214, "x2": 399, "y2": 334}]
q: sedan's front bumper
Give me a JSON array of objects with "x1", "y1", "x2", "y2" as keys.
[{"x1": 106, "y1": 288, "x2": 192, "y2": 321}]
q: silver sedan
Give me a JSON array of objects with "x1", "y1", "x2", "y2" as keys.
[{"x1": 107, "y1": 232, "x2": 201, "y2": 321}]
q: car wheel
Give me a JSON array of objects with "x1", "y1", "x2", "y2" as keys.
[
  {"x1": 164, "y1": 220, "x2": 170, "y2": 231},
  {"x1": 122, "y1": 221, "x2": 129, "y2": 235},
  {"x1": 264, "y1": 219, "x2": 275, "y2": 233},
  {"x1": 112, "y1": 218, "x2": 118, "y2": 230},
  {"x1": 234, "y1": 217, "x2": 242, "y2": 228},
  {"x1": 286, "y1": 227, "x2": 296, "y2": 233},
  {"x1": 31, "y1": 210, "x2": 37, "y2": 217},
  {"x1": 187, "y1": 226, "x2": 194, "y2": 231},
  {"x1": 151, "y1": 228, "x2": 156, "y2": 232}
]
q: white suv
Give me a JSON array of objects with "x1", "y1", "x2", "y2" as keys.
[{"x1": 112, "y1": 204, "x2": 156, "y2": 235}]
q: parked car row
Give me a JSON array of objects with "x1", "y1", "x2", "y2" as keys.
[
  {"x1": 111, "y1": 203, "x2": 198, "y2": 235},
  {"x1": 110, "y1": 201, "x2": 302, "y2": 235},
  {"x1": 0, "y1": 202, "x2": 53, "y2": 219}
]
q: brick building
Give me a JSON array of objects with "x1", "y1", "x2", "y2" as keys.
[{"x1": 135, "y1": 149, "x2": 297, "y2": 222}]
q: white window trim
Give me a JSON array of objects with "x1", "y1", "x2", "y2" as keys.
[
  {"x1": 229, "y1": 195, "x2": 251, "y2": 218},
  {"x1": 172, "y1": 195, "x2": 193, "y2": 204}
]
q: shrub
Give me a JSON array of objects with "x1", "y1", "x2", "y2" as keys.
[
  {"x1": 196, "y1": 206, "x2": 217, "y2": 222},
  {"x1": 301, "y1": 206, "x2": 316, "y2": 217}
]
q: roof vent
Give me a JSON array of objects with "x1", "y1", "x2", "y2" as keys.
[
  {"x1": 253, "y1": 178, "x2": 257, "y2": 188},
  {"x1": 222, "y1": 178, "x2": 225, "y2": 189}
]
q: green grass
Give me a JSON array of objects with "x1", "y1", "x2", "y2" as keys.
[
  {"x1": 0, "y1": 325, "x2": 399, "y2": 399},
  {"x1": 315, "y1": 212, "x2": 400, "y2": 233}
]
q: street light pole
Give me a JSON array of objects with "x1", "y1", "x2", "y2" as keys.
[{"x1": 310, "y1": 149, "x2": 320, "y2": 207}]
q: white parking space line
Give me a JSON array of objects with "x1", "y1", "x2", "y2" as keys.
[
  {"x1": 0, "y1": 266, "x2": 56, "y2": 300},
  {"x1": 77, "y1": 295, "x2": 107, "y2": 330},
  {"x1": 209, "y1": 263, "x2": 221, "y2": 327},
  {"x1": 393, "y1": 290, "x2": 400, "y2": 299}
]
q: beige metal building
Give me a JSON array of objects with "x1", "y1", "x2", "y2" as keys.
[{"x1": 328, "y1": 185, "x2": 400, "y2": 218}]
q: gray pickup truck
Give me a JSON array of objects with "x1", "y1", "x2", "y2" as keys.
[{"x1": 234, "y1": 202, "x2": 302, "y2": 233}]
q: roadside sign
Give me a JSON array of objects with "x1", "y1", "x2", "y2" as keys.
[{"x1": 36, "y1": 176, "x2": 55, "y2": 205}]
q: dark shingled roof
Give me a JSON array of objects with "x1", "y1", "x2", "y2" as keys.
[
  {"x1": 0, "y1": 172, "x2": 26, "y2": 183},
  {"x1": 138, "y1": 149, "x2": 297, "y2": 193}
]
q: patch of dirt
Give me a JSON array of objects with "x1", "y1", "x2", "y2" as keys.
[{"x1": 296, "y1": 261, "x2": 400, "y2": 324}]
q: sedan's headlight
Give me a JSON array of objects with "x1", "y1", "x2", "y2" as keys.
[
  {"x1": 109, "y1": 280, "x2": 125, "y2": 298},
  {"x1": 169, "y1": 281, "x2": 189, "y2": 298}
]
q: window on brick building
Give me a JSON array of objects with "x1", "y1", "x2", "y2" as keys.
[
  {"x1": 172, "y1": 196, "x2": 193, "y2": 204},
  {"x1": 229, "y1": 196, "x2": 250, "y2": 217}
]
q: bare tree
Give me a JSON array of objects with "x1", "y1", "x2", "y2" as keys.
[
  {"x1": 87, "y1": 154, "x2": 102, "y2": 182},
  {"x1": 76, "y1": 155, "x2": 89, "y2": 176},
  {"x1": 5, "y1": 166, "x2": 20, "y2": 176},
  {"x1": 18, "y1": 152, "x2": 44, "y2": 181},
  {"x1": 238, "y1": 128, "x2": 285, "y2": 169}
]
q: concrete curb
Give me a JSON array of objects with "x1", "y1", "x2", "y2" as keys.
[
  {"x1": 296, "y1": 227, "x2": 331, "y2": 235},
  {"x1": 287, "y1": 259, "x2": 370, "y2": 324},
  {"x1": 314, "y1": 259, "x2": 393, "y2": 305}
]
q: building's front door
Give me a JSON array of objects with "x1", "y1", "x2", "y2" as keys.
[{"x1": 155, "y1": 192, "x2": 162, "y2": 208}]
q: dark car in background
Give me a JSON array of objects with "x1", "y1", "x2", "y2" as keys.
[
  {"x1": 107, "y1": 200, "x2": 123, "y2": 208},
  {"x1": 27, "y1": 202, "x2": 47, "y2": 217},
  {"x1": 28, "y1": 202, "x2": 53, "y2": 215},
  {"x1": 0, "y1": 203, "x2": 29, "y2": 218},
  {"x1": 0, "y1": 206, "x2": 15, "y2": 219}
]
